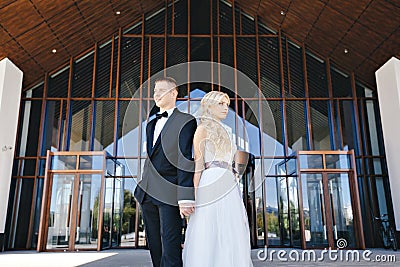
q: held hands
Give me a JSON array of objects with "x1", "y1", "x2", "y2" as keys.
[{"x1": 179, "y1": 202, "x2": 195, "y2": 218}]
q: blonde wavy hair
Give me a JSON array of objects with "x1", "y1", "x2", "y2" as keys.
[{"x1": 199, "y1": 91, "x2": 233, "y2": 158}]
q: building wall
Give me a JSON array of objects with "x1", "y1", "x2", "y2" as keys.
[{"x1": 4, "y1": 0, "x2": 392, "y2": 249}]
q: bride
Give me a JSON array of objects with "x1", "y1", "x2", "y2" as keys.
[{"x1": 182, "y1": 91, "x2": 253, "y2": 266}]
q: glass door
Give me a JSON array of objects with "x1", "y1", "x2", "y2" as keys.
[
  {"x1": 300, "y1": 172, "x2": 356, "y2": 249},
  {"x1": 301, "y1": 173, "x2": 329, "y2": 248},
  {"x1": 46, "y1": 173, "x2": 77, "y2": 250},
  {"x1": 326, "y1": 172, "x2": 356, "y2": 248},
  {"x1": 74, "y1": 174, "x2": 102, "y2": 250},
  {"x1": 45, "y1": 173, "x2": 102, "y2": 251}
]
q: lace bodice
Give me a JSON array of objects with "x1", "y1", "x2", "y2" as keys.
[{"x1": 204, "y1": 124, "x2": 237, "y2": 164}]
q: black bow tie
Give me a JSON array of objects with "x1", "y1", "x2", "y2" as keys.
[{"x1": 156, "y1": 111, "x2": 168, "y2": 120}]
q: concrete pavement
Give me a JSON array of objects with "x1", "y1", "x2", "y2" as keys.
[{"x1": 0, "y1": 248, "x2": 398, "y2": 266}]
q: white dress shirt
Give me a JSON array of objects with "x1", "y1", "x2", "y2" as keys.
[{"x1": 153, "y1": 107, "x2": 175, "y2": 146}]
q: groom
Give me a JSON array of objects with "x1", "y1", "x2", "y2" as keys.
[{"x1": 134, "y1": 77, "x2": 197, "y2": 267}]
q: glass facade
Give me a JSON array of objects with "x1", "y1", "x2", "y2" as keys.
[{"x1": 5, "y1": 0, "x2": 393, "y2": 250}]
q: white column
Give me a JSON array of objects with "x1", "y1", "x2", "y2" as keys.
[
  {"x1": 376, "y1": 57, "x2": 400, "y2": 231},
  {"x1": 0, "y1": 58, "x2": 23, "y2": 238}
]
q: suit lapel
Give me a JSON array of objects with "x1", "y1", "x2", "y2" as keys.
[
  {"x1": 147, "y1": 118, "x2": 157, "y2": 155},
  {"x1": 149, "y1": 109, "x2": 179, "y2": 157}
]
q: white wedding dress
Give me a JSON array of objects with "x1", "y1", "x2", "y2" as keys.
[{"x1": 182, "y1": 129, "x2": 253, "y2": 267}]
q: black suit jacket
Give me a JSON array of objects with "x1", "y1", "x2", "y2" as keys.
[{"x1": 134, "y1": 109, "x2": 197, "y2": 206}]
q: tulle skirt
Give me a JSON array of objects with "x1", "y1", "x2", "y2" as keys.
[{"x1": 182, "y1": 167, "x2": 253, "y2": 267}]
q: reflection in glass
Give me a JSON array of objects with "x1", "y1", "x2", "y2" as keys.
[
  {"x1": 102, "y1": 178, "x2": 113, "y2": 249},
  {"x1": 278, "y1": 177, "x2": 290, "y2": 246},
  {"x1": 69, "y1": 101, "x2": 92, "y2": 151},
  {"x1": 237, "y1": 37, "x2": 258, "y2": 98},
  {"x1": 118, "y1": 100, "x2": 141, "y2": 157},
  {"x1": 75, "y1": 174, "x2": 102, "y2": 249},
  {"x1": 166, "y1": 37, "x2": 188, "y2": 69},
  {"x1": 263, "y1": 101, "x2": 284, "y2": 156},
  {"x1": 71, "y1": 53, "x2": 94, "y2": 98},
  {"x1": 363, "y1": 100, "x2": 383, "y2": 156},
  {"x1": 93, "y1": 101, "x2": 115, "y2": 153},
  {"x1": 327, "y1": 173, "x2": 355, "y2": 248},
  {"x1": 339, "y1": 100, "x2": 357, "y2": 151},
  {"x1": 120, "y1": 178, "x2": 137, "y2": 247},
  {"x1": 331, "y1": 66, "x2": 352, "y2": 98},
  {"x1": 48, "y1": 68, "x2": 68, "y2": 98},
  {"x1": 17, "y1": 100, "x2": 42, "y2": 157},
  {"x1": 46, "y1": 174, "x2": 75, "y2": 249},
  {"x1": 259, "y1": 37, "x2": 281, "y2": 98},
  {"x1": 286, "y1": 42, "x2": 305, "y2": 98},
  {"x1": 51, "y1": 155, "x2": 77, "y2": 170},
  {"x1": 31, "y1": 178, "x2": 44, "y2": 248},
  {"x1": 299, "y1": 154, "x2": 323, "y2": 169},
  {"x1": 286, "y1": 101, "x2": 308, "y2": 152},
  {"x1": 42, "y1": 101, "x2": 62, "y2": 154},
  {"x1": 310, "y1": 101, "x2": 331, "y2": 150},
  {"x1": 289, "y1": 177, "x2": 301, "y2": 247},
  {"x1": 243, "y1": 101, "x2": 261, "y2": 156},
  {"x1": 255, "y1": 186, "x2": 265, "y2": 247},
  {"x1": 375, "y1": 176, "x2": 388, "y2": 220},
  {"x1": 112, "y1": 178, "x2": 123, "y2": 248},
  {"x1": 120, "y1": 38, "x2": 141, "y2": 98},
  {"x1": 79, "y1": 155, "x2": 104, "y2": 170},
  {"x1": 95, "y1": 41, "x2": 112, "y2": 98},
  {"x1": 306, "y1": 54, "x2": 328, "y2": 98},
  {"x1": 325, "y1": 154, "x2": 351, "y2": 169},
  {"x1": 265, "y1": 178, "x2": 279, "y2": 246},
  {"x1": 103, "y1": 177, "x2": 130, "y2": 248},
  {"x1": 301, "y1": 173, "x2": 328, "y2": 248}
]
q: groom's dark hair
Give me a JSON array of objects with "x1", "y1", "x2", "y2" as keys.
[{"x1": 155, "y1": 77, "x2": 178, "y2": 92}]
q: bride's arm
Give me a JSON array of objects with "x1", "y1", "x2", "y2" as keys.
[{"x1": 193, "y1": 125, "x2": 207, "y2": 192}]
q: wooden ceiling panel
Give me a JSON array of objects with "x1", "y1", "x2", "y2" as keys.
[
  {"x1": 19, "y1": 58, "x2": 45, "y2": 86},
  {"x1": 257, "y1": 1, "x2": 285, "y2": 28},
  {"x1": 327, "y1": 0, "x2": 371, "y2": 20},
  {"x1": 341, "y1": 23, "x2": 385, "y2": 58},
  {"x1": 16, "y1": 23, "x2": 61, "y2": 57},
  {"x1": 63, "y1": 36, "x2": 94, "y2": 57},
  {"x1": 47, "y1": 5, "x2": 89, "y2": 34},
  {"x1": 358, "y1": 0, "x2": 400, "y2": 37},
  {"x1": 0, "y1": 0, "x2": 16, "y2": 9},
  {"x1": 235, "y1": 0, "x2": 258, "y2": 16},
  {"x1": 355, "y1": 58, "x2": 379, "y2": 87},
  {"x1": 34, "y1": 49, "x2": 69, "y2": 72},
  {"x1": 0, "y1": 27, "x2": 12, "y2": 45},
  {"x1": 281, "y1": 12, "x2": 312, "y2": 42},
  {"x1": 0, "y1": 0, "x2": 398, "y2": 89},
  {"x1": 288, "y1": 0, "x2": 325, "y2": 25},
  {"x1": 88, "y1": 23, "x2": 117, "y2": 42},
  {"x1": 1, "y1": 39, "x2": 31, "y2": 65},
  {"x1": 111, "y1": 0, "x2": 143, "y2": 13},
  {"x1": 313, "y1": 6, "x2": 353, "y2": 38},
  {"x1": 77, "y1": 1, "x2": 119, "y2": 41},
  {"x1": 0, "y1": 0, "x2": 43, "y2": 37},
  {"x1": 372, "y1": 32, "x2": 400, "y2": 65},
  {"x1": 76, "y1": 1, "x2": 116, "y2": 24},
  {"x1": 30, "y1": 0, "x2": 74, "y2": 21},
  {"x1": 331, "y1": 42, "x2": 366, "y2": 71},
  {"x1": 270, "y1": 0, "x2": 291, "y2": 10},
  {"x1": 306, "y1": 27, "x2": 338, "y2": 56},
  {"x1": 386, "y1": 0, "x2": 400, "y2": 8}
]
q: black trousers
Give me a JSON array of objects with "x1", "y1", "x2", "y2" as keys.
[{"x1": 141, "y1": 194, "x2": 183, "y2": 267}]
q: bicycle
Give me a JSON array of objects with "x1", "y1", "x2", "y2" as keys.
[{"x1": 374, "y1": 213, "x2": 398, "y2": 251}]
